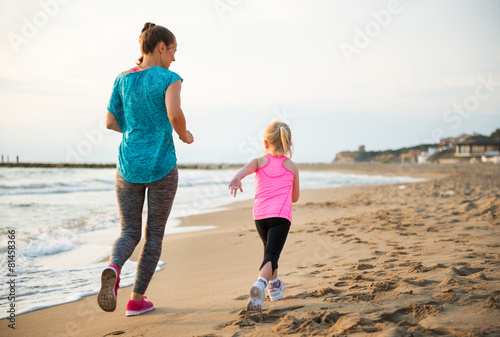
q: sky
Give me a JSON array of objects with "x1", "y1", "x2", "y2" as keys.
[{"x1": 0, "y1": 0, "x2": 499, "y2": 164}]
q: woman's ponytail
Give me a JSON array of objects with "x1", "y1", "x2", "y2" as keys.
[
  {"x1": 142, "y1": 22, "x2": 156, "y2": 34},
  {"x1": 136, "y1": 22, "x2": 176, "y2": 65}
]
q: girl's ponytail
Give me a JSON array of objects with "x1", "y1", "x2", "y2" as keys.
[
  {"x1": 264, "y1": 120, "x2": 293, "y2": 158},
  {"x1": 279, "y1": 125, "x2": 293, "y2": 158}
]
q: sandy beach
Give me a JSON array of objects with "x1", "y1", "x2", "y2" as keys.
[{"x1": 3, "y1": 164, "x2": 500, "y2": 337}]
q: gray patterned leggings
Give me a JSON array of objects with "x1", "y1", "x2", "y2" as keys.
[{"x1": 110, "y1": 166, "x2": 178, "y2": 295}]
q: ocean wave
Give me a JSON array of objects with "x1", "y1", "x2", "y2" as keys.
[
  {"x1": 68, "y1": 212, "x2": 119, "y2": 233},
  {"x1": 0, "y1": 169, "x2": 235, "y2": 195},
  {"x1": 10, "y1": 202, "x2": 35, "y2": 208},
  {"x1": 178, "y1": 169, "x2": 234, "y2": 188},
  {"x1": 23, "y1": 229, "x2": 82, "y2": 258},
  {"x1": 0, "y1": 179, "x2": 232, "y2": 196},
  {"x1": 0, "y1": 180, "x2": 115, "y2": 196},
  {"x1": 0, "y1": 227, "x2": 82, "y2": 267}
]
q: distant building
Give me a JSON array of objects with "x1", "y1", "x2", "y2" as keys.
[
  {"x1": 333, "y1": 145, "x2": 366, "y2": 163},
  {"x1": 439, "y1": 134, "x2": 469, "y2": 151},
  {"x1": 417, "y1": 147, "x2": 438, "y2": 164},
  {"x1": 455, "y1": 137, "x2": 500, "y2": 163}
]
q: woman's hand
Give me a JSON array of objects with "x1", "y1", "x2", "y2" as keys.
[
  {"x1": 228, "y1": 177, "x2": 243, "y2": 197},
  {"x1": 180, "y1": 130, "x2": 194, "y2": 144}
]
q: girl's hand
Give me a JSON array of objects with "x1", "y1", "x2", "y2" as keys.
[{"x1": 228, "y1": 177, "x2": 243, "y2": 197}]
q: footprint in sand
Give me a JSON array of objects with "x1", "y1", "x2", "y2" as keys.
[
  {"x1": 432, "y1": 292, "x2": 455, "y2": 301},
  {"x1": 271, "y1": 310, "x2": 341, "y2": 335},
  {"x1": 219, "y1": 305, "x2": 306, "y2": 329},
  {"x1": 379, "y1": 302, "x2": 442, "y2": 326},
  {"x1": 337, "y1": 292, "x2": 375, "y2": 302},
  {"x1": 288, "y1": 287, "x2": 340, "y2": 299},
  {"x1": 351, "y1": 263, "x2": 375, "y2": 271},
  {"x1": 450, "y1": 265, "x2": 485, "y2": 276},
  {"x1": 329, "y1": 313, "x2": 383, "y2": 335},
  {"x1": 370, "y1": 280, "x2": 398, "y2": 292},
  {"x1": 484, "y1": 296, "x2": 500, "y2": 309},
  {"x1": 234, "y1": 294, "x2": 249, "y2": 301},
  {"x1": 388, "y1": 250, "x2": 409, "y2": 256},
  {"x1": 402, "y1": 278, "x2": 437, "y2": 287}
]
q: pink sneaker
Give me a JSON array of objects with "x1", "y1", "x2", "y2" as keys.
[
  {"x1": 126, "y1": 296, "x2": 154, "y2": 316},
  {"x1": 97, "y1": 264, "x2": 120, "y2": 312}
]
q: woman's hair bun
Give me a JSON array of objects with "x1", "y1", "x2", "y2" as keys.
[
  {"x1": 136, "y1": 22, "x2": 176, "y2": 65},
  {"x1": 141, "y1": 22, "x2": 156, "y2": 34}
]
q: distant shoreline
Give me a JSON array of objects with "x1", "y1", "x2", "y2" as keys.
[
  {"x1": 0, "y1": 162, "x2": 243, "y2": 170},
  {"x1": 0, "y1": 162, "x2": 483, "y2": 177}
]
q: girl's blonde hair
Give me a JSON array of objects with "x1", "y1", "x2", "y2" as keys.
[{"x1": 264, "y1": 120, "x2": 293, "y2": 158}]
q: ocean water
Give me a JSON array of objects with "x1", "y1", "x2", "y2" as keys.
[{"x1": 0, "y1": 167, "x2": 425, "y2": 318}]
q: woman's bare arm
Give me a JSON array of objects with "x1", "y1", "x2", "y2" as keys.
[
  {"x1": 165, "y1": 80, "x2": 193, "y2": 144},
  {"x1": 106, "y1": 111, "x2": 122, "y2": 133}
]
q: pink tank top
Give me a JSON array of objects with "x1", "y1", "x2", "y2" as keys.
[{"x1": 253, "y1": 154, "x2": 294, "y2": 222}]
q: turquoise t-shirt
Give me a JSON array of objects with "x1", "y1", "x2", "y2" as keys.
[{"x1": 107, "y1": 66, "x2": 183, "y2": 183}]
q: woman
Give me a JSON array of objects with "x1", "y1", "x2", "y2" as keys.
[{"x1": 98, "y1": 22, "x2": 194, "y2": 316}]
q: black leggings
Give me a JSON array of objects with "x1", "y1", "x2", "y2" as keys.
[{"x1": 255, "y1": 217, "x2": 291, "y2": 274}]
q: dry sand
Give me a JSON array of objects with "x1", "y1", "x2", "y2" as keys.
[{"x1": 3, "y1": 164, "x2": 500, "y2": 337}]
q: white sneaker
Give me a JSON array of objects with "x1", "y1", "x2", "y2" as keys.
[
  {"x1": 268, "y1": 280, "x2": 285, "y2": 301},
  {"x1": 246, "y1": 281, "x2": 265, "y2": 312}
]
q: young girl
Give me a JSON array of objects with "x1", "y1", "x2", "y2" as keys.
[
  {"x1": 98, "y1": 22, "x2": 193, "y2": 316},
  {"x1": 229, "y1": 120, "x2": 300, "y2": 312}
]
